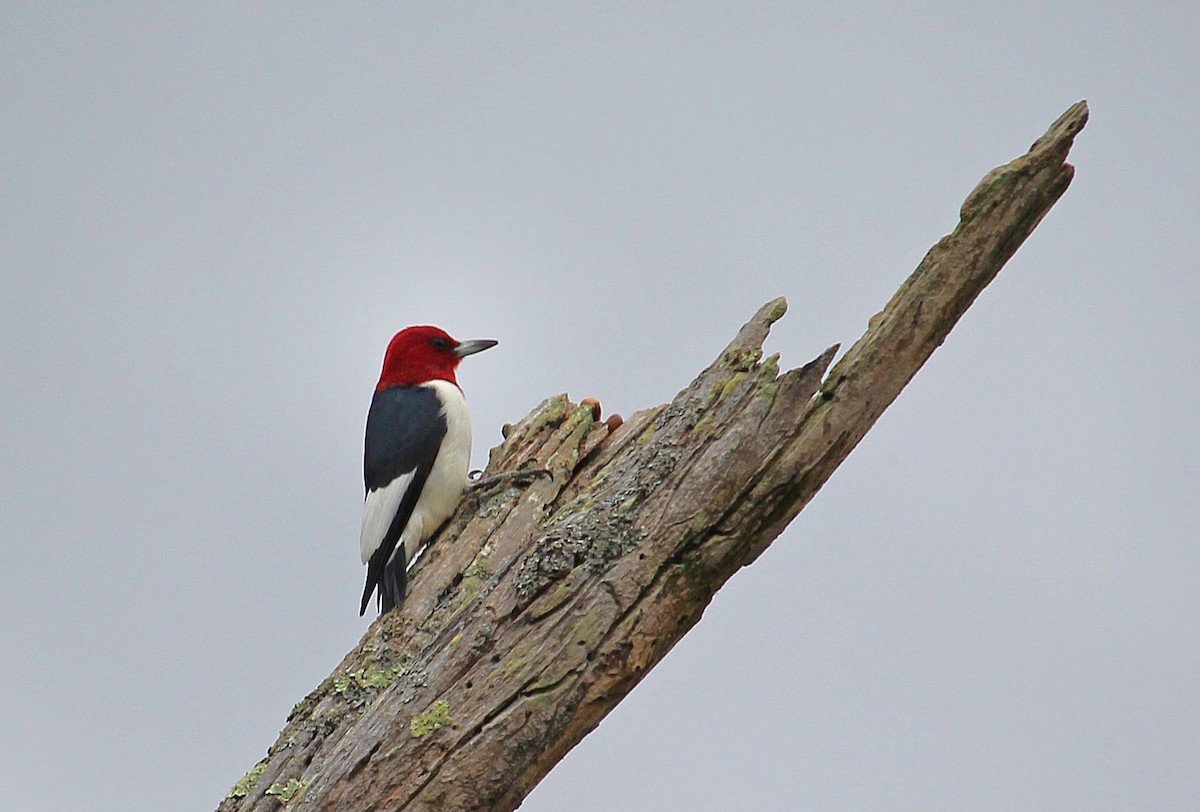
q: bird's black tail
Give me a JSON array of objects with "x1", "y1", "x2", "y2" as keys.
[
  {"x1": 358, "y1": 573, "x2": 376, "y2": 616},
  {"x1": 359, "y1": 554, "x2": 407, "y2": 616},
  {"x1": 379, "y1": 556, "x2": 407, "y2": 614}
]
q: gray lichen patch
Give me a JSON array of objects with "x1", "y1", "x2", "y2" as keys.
[
  {"x1": 513, "y1": 492, "x2": 648, "y2": 608},
  {"x1": 515, "y1": 386, "x2": 748, "y2": 609}
]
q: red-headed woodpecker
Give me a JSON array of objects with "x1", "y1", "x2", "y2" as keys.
[{"x1": 359, "y1": 325, "x2": 497, "y2": 615}]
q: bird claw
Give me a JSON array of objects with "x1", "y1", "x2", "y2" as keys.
[{"x1": 467, "y1": 467, "x2": 553, "y2": 492}]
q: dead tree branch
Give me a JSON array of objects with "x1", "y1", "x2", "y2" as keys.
[{"x1": 219, "y1": 100, "x2": 1088, "y2": 811}]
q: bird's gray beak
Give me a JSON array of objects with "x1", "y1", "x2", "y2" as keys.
[{"x1": 454, "y1": 339, "x2": 498, "y2": 358}]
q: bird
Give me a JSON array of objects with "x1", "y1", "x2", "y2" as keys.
[{"x1": 358, "y1": 325, "x2": 497, "y2": 616}]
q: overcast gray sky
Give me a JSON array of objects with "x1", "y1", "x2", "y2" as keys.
[{"x1": 3, "y1": 4, "x2": 1198, "y2": 811}]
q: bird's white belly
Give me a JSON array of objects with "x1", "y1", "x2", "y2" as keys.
[{"x1": 399, "y1": 379, "x2": 471, "y2": 563}]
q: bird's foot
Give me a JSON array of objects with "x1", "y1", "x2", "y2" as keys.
[{"x1": 467, "y1": 466, "x2": 552, "y2": 493}]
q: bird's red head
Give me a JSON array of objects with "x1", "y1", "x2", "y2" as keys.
[{"x1": 376, "y1": 325, "x2": 498, "y2": 391}]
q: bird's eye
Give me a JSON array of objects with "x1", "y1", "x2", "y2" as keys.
[{"x1": 429, "y1": 337, "x2": 452, "y2": 351}]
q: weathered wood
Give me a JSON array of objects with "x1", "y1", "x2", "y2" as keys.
[{"x1": 218, "y1": 100, "x2": 1087, "y2": 812}]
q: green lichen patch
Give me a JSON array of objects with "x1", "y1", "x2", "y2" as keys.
[
  {"x1": 762, "y1": 296, "x2": 788, "y2": 324},
  {"x1": 358, "y1": 665, "x2": 406, "y2": 689},
  {"x1": 333, "y1": 664, "x2": 407, "y2": 695},
  {"x1": 755, "y1": 353, "x2": 782, "y2": 402},
  {"x1": 758, "y1": 352, "x2": 780, "y2": 380},
  {"x1": 264, "y1": 777, "x2": 312, "y2": 803},
  {"x1": 410, "y1": 699, "x2": 452, "y2": 738},
  {"x1": 557, "y1": 401, "x2": 596, "y2": 440},
  {"x1": 691, "y1": 411, "x2": 717, "y2": 438},
  {"x1": 719, "y1": 346, "x2": 762, "y2": 371},
  {"x1": 227, "y1": 760, "x2": 267, "y2": 799},
  {"x1": 529, "y1": 394, "x2": 571, "y2": 432},
  {"x1": 716, "y1": 371, "x2": 746, "y2": 402}
]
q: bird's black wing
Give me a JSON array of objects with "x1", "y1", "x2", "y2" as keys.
[{"x1": 359, "y1": 385, "x2": 447, "y2": 615}]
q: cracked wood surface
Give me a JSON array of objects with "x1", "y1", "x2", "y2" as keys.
[{"x1": 218, "y1": 101, "x2": 1087, "y2": 812}]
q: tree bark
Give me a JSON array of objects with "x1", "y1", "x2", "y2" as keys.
[{"x1": 219, "y1": 101, "x2": 1088, "y2": 812}]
